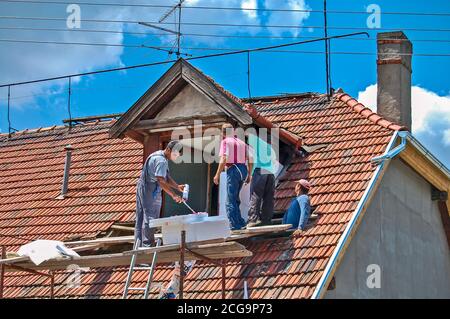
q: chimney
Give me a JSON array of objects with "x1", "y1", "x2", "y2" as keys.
[
  {"x1": 377, "y1": 31, "x2": 413, "y2": 130},
  {"x1": 57, "y1": 145, "x2": 74, "y2": 199}
]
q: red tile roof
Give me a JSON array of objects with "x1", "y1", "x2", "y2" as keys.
[
  {"x1": 0, "y1": 89, "x2": 401, "y2": 299},
  {"x1": 0, "y1": 122, "x2": 142, "y2": 249}
]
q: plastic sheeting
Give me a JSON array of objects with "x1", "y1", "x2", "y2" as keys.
[{"x1": 18, "y1": 240, "x2": 80, "y2": 265}]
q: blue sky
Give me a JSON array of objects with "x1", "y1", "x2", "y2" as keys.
[{"x1": 0, "y1": 0, "x2": 449, "y2": 168}]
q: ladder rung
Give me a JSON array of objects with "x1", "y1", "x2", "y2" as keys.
[{"x1": 123, "y1": 238, "x2": 162, "y2": 299}]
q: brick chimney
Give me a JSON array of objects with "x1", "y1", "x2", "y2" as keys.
[{"x1": 377, "y1": 31, "x2": 413, "y2": 130}]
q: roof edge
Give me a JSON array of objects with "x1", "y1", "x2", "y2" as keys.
[
  {"x1": 405, "y1": 132, "x2": 450, "y2": 179},
  {"x1": 336, "y1": 93, "x2": 408, "y2": 132},
  {"x1": 311, "y1": 130, "x2": 400, "y2": 299}
]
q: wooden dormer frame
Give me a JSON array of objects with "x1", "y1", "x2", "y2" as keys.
[{"x1": 109, "y1": 59, "x2": 253, "y2": 141}]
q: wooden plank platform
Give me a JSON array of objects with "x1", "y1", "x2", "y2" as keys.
[
  {"x1": 64, "y1": 235, "x2": 136, "y2": 246},
  {"x1": 2, "y1": 242, "x2": 251, "y2": 273},
  {"x1": 0, "y1": 224, "x2": 293, "y2": 271},
  {"x1": 63, "y1": 224, "x2": 292, "y2": 247},
  {"x1": 231, "y1": 224, "x2": 292, "y2": 235}
]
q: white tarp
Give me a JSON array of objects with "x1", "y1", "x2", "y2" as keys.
[{"x1": 18, "y1": 240, "x2": 80, "y2": 265}]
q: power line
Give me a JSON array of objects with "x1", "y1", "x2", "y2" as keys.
[
  {"x1": 0, "y1": 38, "x2": 146, "y2": 48},
  {"x1": 0, "y1": 38, "x2": 449, "y2": 57},
  {"x1": 7, "y1": 86, "x2": 11, "y2": 137},
  {"x1": 0, "y1": 32, "x2": 370, "y2": 88},
  {"x1": 324, "y1": 0, "x2": 330, "y2": 98},
  {"x1": 0, "y1": 83, "x2": 143, "y2": 101},
  {"x1": 1, "y1": 0, "x2": 450, "y2": 17},
  {"x1": 67, "y1": 77, "x2": 72, "y2": 128},
  {"x1": 177, "y1": 1, "x2": 182, "y2": 58},
  {"x1": 0, "y1": 70, "x2": 231, "y2": 105},
  {"x1": 2, "y1": 26, "x2": 450, "y2": 43},
  {"x1": 1, "y1": 15, "x2": 450, "y2": 33},
  {"x1": 246, "y1": 51, "x2": 252, "y2": 102}
]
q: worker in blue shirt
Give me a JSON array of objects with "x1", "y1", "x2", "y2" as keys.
[{"x1": 282, "y1": 179, "x2": 312, "y2": 231}]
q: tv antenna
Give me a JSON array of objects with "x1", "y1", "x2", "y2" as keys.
[{"x1": 138, "y1": 0, "x2": 191, "y2": 58}]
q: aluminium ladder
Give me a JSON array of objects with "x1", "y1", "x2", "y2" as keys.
[{"x1": 122, "y1": 238, "x2": 161, "y2": 299}]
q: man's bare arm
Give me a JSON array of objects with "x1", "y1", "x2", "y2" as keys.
[
  {"x1": 246, "y1": 149, "x2": 254, "y2": 184},
  {"x1": 246, "y1": 160, "x2": 253, "y2": 184},
  {"x1": 167, "y1": 175, "x2": 184, "y2": 193},
  {"x1": 213, "y1": 155, "x2": 227, "y2": 185},
  {"x1": 156, "y1": 176, "x2": 182, "y2": 203},
  {"x1": 167, "y1": 175, "x2": 177, "y2": 188}
]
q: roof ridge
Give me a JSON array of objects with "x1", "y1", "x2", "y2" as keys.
[
  {"x1": 0, "y1": 125, "x2": 63, "y2": 138},
  {"x1": 0, "y1": 119, "x2": 114, "y2": 139},
  {"x1": 336, "y1": 93, "x2": 408, "y2": 131},
  {"x1": 241, "y1": 92, "x2": 320, "y2": 102}
]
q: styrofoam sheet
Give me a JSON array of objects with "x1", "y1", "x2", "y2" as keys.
[{"x1": 148, "y1": 214, "x2": 231, "y2": 245}]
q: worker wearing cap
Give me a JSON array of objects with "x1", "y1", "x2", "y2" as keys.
[
  {"x1": 282, "y1": 179, "x2": 312, "y2": 231},
  {"x1": 135, "y1": 140, "x2": 185, "y2": 247},
  {"x1": 213, "y1": 124, "x2": 253, "y2": 231}
]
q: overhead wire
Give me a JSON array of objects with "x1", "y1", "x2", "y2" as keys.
[
  {"x1": 0, "y1": 32, "x2": 371, "y2": 88},
  {"x1": 7, "y1": 86, "x2": 12, "y2": 137},
  {"x1": 246, "y1": 51, "x2": 252, "y2": 103},
  {"x1": 1, "y1": 26, "x2": 450, "y2": 43},
  {"x1": 1, "y1": 0, "x2": 450, "y2": 17},
  {"x1": 323, "y1": 0, "x2": 330, "y2": 98},
  {"x1": 67, "y1": 77, "x2": 72, "y2": 128},
  {"x1": 0, "y1": 15, "x2": 449, "y2": 33},
  {"x1": 0, "y1": 38, "x2": 449, "y2": 58}
]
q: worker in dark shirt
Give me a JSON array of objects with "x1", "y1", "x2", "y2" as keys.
[
  {"x1": 246, "y1": 133, "x2": 277, "y2": 228},
  {"x1": 282, "y1": 179, "x2": 311, "y2": 231}
]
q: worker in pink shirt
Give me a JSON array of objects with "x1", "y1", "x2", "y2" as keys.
[{"x1": 214, "y1": 124, "x2": 253, "y2": 230}]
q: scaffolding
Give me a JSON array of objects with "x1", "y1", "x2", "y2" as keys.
[{"x1": 0, "y1": 224, "x2": 291, "y2": 299}]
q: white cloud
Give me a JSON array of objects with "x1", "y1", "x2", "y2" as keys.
[
  {"x1": 174, "y1": 0, "x2": 262, "y2": 42},
  {"x1": 0, "y1": 0, "x2": 264, "y2": 109},
  {"x1": 241, "y1": 0, "x2": 258, "y2": 19},
  {"x1": 264, "y1": 0, "x2": 310, "y2": 37},
  {"x1": 444, "y1": 129, "x2": 450, "y2": 147},
  {"x1": 358, "y1": 84, "x2": 450, "y2": 138},
  {"x1": 0, "y1": 3, "x2": 127, "y2": 107},
  {"x1": 358, "y1": 84, "x2": 450, "y2": 168},
  {"x1": 356, "y1": 84, "x2": 377, "y2": 111}
]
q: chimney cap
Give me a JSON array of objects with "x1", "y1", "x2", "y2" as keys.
[
  {"x1": 64, "y1": 144, "x2": 74, "y2": 151},
  {"x1": 377, "y1": 31, "x2": 409, "y2": 40}
]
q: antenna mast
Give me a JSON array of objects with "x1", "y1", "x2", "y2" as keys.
[{"x1": 138, "y1": 1, "x2": 190, "y2": 58}]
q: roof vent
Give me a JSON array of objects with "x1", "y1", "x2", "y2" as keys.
[{"x1": 56, "y1": 145, "x2": 74, "y2": 200}]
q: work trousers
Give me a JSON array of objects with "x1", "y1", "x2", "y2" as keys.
[
  {"x1": 248, "y1": 168, "x2": 275, "y2": 224},
  {"x1": 226, "y1": 163, "x2": 248, "y2": 230},
  {"x1": 134, "y1": 181, "x2": 162, "y2": 247}
]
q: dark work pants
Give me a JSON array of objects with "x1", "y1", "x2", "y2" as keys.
[{"x1": 248, "y1": 168, "x2": 275, "y2": 224}]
